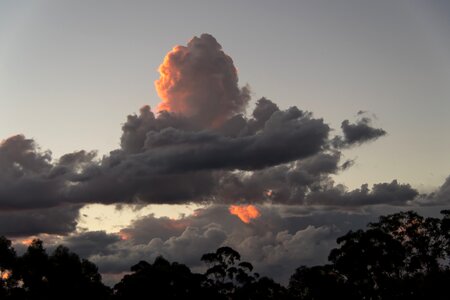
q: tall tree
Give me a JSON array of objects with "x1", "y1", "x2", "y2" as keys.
[
  {"x1": 114, "y1": 256, "x2": 211, "y2": 299},
  {"x1": 369, "y1": 211, "x2": 446, "y2": 274},
  {"x1": 201, "y1": 246, "x2": 257, "y2": 298},
  {"x1": 289, "y1": 265, "x2": 346, "y2": 300},
  {"x1": 0, "y1": 236, "x2": 18, "y2": 298}
]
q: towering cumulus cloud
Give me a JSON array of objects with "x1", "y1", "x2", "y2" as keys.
[{"x1": 155, "y1": 34, "x2": 250, "y2": 127}]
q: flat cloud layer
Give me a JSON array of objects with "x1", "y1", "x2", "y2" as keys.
[{"x1": 1, "y1": 33, "x2": 449, "y2": 284}]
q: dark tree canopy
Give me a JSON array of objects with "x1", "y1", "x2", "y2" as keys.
[
  {"x1": 1, "y1": 209, "x2": 450, "y2": 299},
  {"x1": 114, "y1": 256, "x2": 211, "y2": 299},
  {"x1": 0, "y1": 239, "x2": 110, "y2": 300},
  {"x1": 289, "y1": 210, "x2": 450, "y2": 300},
  {"x1": 289, "y1": 265, "x2": 346, "y2": 300}
]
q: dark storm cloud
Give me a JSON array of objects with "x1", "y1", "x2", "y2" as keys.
[
  {"x1": 215, "y1": 151, "x2": 342, "y2": 204},
  {"x1": 0, "y1": 105, "x2": 413, "y2": 211},
  {"x1": 0, "y1": 135, "x2": 96, "y2": 210},
  {"x1": 306, "y1": 180, "x2": 418, "y2": 206},
  {"x1": 215, "y1": 161, "x2": 418, "y2": 206},
  {"x1": 0, "y1": 205, "x2": 81, "y2": 237},
  {"x1": 68, "y1": 162, "x2": 217, "y2": 205},
  {"x1": 0, "y1": 134, "x2": 58, "y2": 209},
  {"x1": 66, "y1": 99, "x2": 331, "y2": 205},
  {"x1": 62, "y1": 231, "x2": 121, "y2": 258},
  {"x1": 119, "y1": 214, "x2": 188, "y2": 243},
  {"x1": 120, "y1": 106, "x2": 192, "y2": 154},
  {"x1": 140, "y1": 107, "x2": 329, "y2": 171},
  {"x1": 333, "y1": 116, "x2": 386, "y2": 148},
  {"x1": 415, "y1": 176, "x2": 450, "y2": 205},
  {"x1": 430, "y1": 176, "x2": 450, "y2": 203},
  {"x1": 120, "y1": 101, "x2": 329, "y2": 171}
]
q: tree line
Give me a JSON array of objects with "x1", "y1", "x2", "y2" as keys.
[{"x1": 1, "y1": 210, "x2": 450, "y2": 299}]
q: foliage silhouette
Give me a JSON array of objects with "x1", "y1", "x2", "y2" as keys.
[
  {"x1": 290, "y1": 210, "x2": 450, "y2": 299},
  {"x1": 114, "y1": 256, "x2": 214, "y2": 299},
  {"x1": 289, "y1": 265, "x2": 346, "y2": 300},
  {"x1": 1, "y1": 210, "x2": 450, "y2": 299},
  {"x1": 0, "y1": 239, "x2": 110, "y2": 300},
  {"x1": 0, "y1": 236, "x2": 18, "y2": 298}
]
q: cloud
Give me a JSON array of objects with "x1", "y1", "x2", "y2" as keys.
[
  {"x1": 0, "y1": 205, "x2": 81, "y2": 237},
  {"x1": 67, "y1": 99, "x2": 331, "y2": 205},
  {"x1": 138, "y1": 106, "x2": 329, "y2": 172},
  {"x1": 119, "y1": 214, "x2": 189, "y2": 243},
  {"x1": 430, "y1": 176, "x2": 450, "y2": 203},
  {"x1": 215, "y1": 151, "x2": 342, "y2": 204},
  {"x1": 4, "y1": 32, "x2": 447, "y2": 259},
  {"x1": 62, "y1": 231, "x2": 121, "y2": 258},
  {"x1": 36, "y1": 202, "x2": 450, "y2": 284},
  {"x1": 89, "y1": 224, "x2": 228, "y2": 274},
  {"x1": 0, "y1": 35, "x2": 395, "y2": 213},
  {"x1": 0, "y1": 135, "x2": 59, "y2": 209},
  {"x1": 155, "y1": 33, "x2": 250, "y2": 128},
  {"x1": 0, "y1": 135, "x2": 97, "y2": 210},
  {"x1": 235, "y1": 225, "x2": 336, "y2": 282},
  {"x1": 333, "y1": 115, "x2": 387, "y2": 148},
  {"x1": 306, "y1": 180, "x2": 419, "y2": 206},
  {"x1": 415, "y1": 176, "x2": 450, "y2": 205},
  {"x1": 57, "y1": 205, "x2": 373, "y2": 283}
]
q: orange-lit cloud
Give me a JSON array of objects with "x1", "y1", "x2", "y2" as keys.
[
  {"x1": 1, "y1": 270, "x2": 11, "y2": 280},
  {"x1": 118, "y1": 231, "x2": 130, "y2": 241},
  {"x1": 155, "y1": 46, "x2": 188, "y2": 113},
  {"x1": 21, "y1": 238, "x2": 34, "y2": 246},
  {"x1": 155, "y1": 34, "x2": 249, "y2": 127},
  {"x1": 229, "y1": 204, "x2": 261, "y2": 223}
]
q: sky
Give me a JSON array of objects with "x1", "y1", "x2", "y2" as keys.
[{"x1": 1, "y1": 0, "x2": 450, "y2": 285}]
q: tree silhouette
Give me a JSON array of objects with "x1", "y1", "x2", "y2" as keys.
[
  {"x1": 289, "y1": 265, "x2": 346, "y2": 300},
  {"x1": 369, "y1": 211, "x2": 446, "y2": 274},
  {"x1": 0, "y1": 236, "x2": 18, "y2": 298},
  {"x1": 114, "y1": 256, "x2": 212, "y2": 299},
  {"x1": 46, "y1": 245, "x2": 110, "y2": 300},
  {"x1": 201, "y1": 246, "x2": 258, "y2": 297},
  {"x1": 0, "y1": 238, "x2": 110, "y2": 300},
  {"x1": 1, "y1": 209, "x2": 450, "y2": 299},
  {"x1": 326, "y1": 210, "x2": 450, "y2": 299},
  {"x1": 329, "y1": 228, "x2": 406, "y2": 299},
  {"x1": 0, "y1": 236, "x2": 16, "y2": 271},
  {"x1": 236, "y1": 276, "x2": 291, "y2": 300},
  {"x1": 441, "y1": 210, "x2": 450, "y2": 256},
  {"x1": 18, "y1": 239, "x2": 50, "y2": 298}
]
